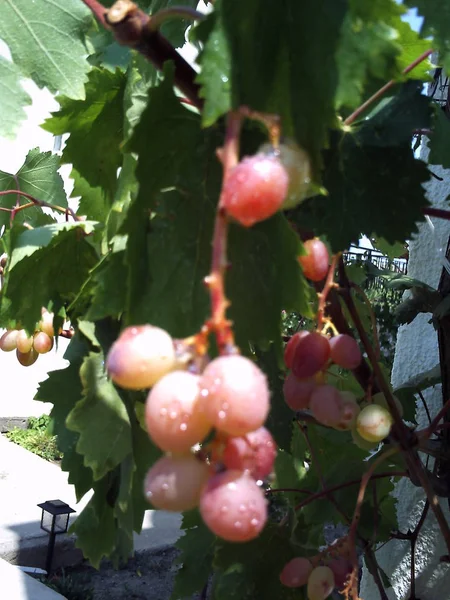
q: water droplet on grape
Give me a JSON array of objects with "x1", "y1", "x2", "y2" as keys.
[
  {"x1": 234, "y1": 521, "x2": 242, "y2": 529},
  {"x1": 239, "y1": 504, "x2": 247, "y2": 513},
  {"x1": 180, "y1": 423, "x2": 187, "y2": 431},
  {"x1": 218, "y1": 410, "x2": 226, "y2": 420},
  {"x1": 220, "y1": 505, "x2": 228, "y2": 514},
  {"x1": 250, "y1": 518, "x2": 259, "y2": 527},
  {"x1": 161, "y1": 483, "x2": 169, "y2": 491}
]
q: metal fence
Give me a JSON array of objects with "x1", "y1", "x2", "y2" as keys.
[{"x1": 342, "y1": 247, "x2": 408, "y2": 291}]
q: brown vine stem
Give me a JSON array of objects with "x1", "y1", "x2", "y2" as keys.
[
  {"x1": 84, "y1": 0, "x2": 203, "y2": 109},
  {"x1": 423, "y1": 207, "x2": 450, "y2": 221},
  {"x1": 204, "y1": 112, "x2": 242, "y2": 353},
  {"x1": 344, "y1": 49, "x2": 433, "y2": 126},
  {"x1": 338, "y1": 259, "x2": 450, "y2": 556},
  {"x1": 317, "y1": 253, "x2": 339, "y2": 332},
  {"x1": 351, "y1": 283, "x2": 381, "y2": 363},
  {"x1": 347, "y1": 447, "x2": 399, "y2": 599},
  {"x1": 0, "y1": 190, "x2": 80, "y2": 222}
]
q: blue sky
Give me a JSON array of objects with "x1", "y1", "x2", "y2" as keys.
[{"x1": 399, "y1": 3, "x2": 423, "y2": 32}]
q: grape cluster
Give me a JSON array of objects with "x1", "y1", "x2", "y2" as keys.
[
  {"x1": 106, "y1": 325, "x2": 277, "y2": 542},
  {"x1": 280, "y1": 537, "x2": 353, "y2": 599},
  {"x1": 0, "y1": 308, "x2": 55, "y2": 367}
]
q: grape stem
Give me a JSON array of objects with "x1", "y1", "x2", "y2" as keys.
[
  {"x1": 205, "y1": 112, "x2": 242, "y2": 353},
  {"x1": 350, "y1": 282, "x2": 381, "y2": 363},
  {"x1": 0, "y1": 190, "x2": 80, "y2": 222},
  {"x1": 316, "y1": 252, "x2": 340, "y2": 332},
  {"x1": 147, "y1": 7, "x2": 205, "y2": 32}
]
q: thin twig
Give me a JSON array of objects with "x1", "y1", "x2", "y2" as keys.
[
  {"x1": 423, "y1": 207, "x2": 450, "y2": 221},
  {"x1": 81, "y1": 0, "x2": 107, "y2": 26},
  {"x1": 317, "y1": 253, "x2": 339, "y2": 331},
  {"x1": 0, "y1": 190, "x2": 79, "y2": 221},
  {"x1": 416, "y1": 388, "x2": 432, "y2": 425},
  {"x1": 344, "y1": 49, "x2": 433, "y2": 126},
  {"x1": 148, "y1": 6, "x2": 205, "y2": 31}
]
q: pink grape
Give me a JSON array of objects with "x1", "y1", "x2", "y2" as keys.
[
  {"x1": 280, "y1": 557, "x2": 313, "y2": 588},
  {"x1": 39, "y1": 309, "x2": 55, "y2": 337},
  {"x1": 333, "y1": 391, "x2": 360, "y2": 431},
  {"x1": 221, "y1": 154, "x2": 288, "y2": 227},
  {"x1": 144, "y1": 454, "x2": 210, "y2": 512},
  {"x1": 329, "y1": 334, "x2": 362, "y2": 369},
  {"x1": 328, "y1": 557, "x2": 352, "y2": 590},
  {"x1": 16, "y1": 329, "x2": 33, "y2": 354},
  {"x1": 356, "y1": 404, "x2": 393, "y2": 442},
  {"x1": 221, "y1": 427, "x2": 276, "y2": 480},
  {"x1": 283, "y1": 372, "x2": 316, "y2": 411},
  {"x1": 106, "y1": 325, "x2": 176, "y2": 390},
  {"x1": 145, "y1": 371, "x2": 212, "y2": 453},
  {"x1": 291, "y1": 332, "x2": 330, "y2": 379},
  {"x1": 0, "y1": 329, "x2": 19, "y2": 352},
  {"x1": 298, "y1": 239, "x2": 330, "y2": 282},
  {"x1": 199, "y1": 470, "x2": 267, "y2": 542},
  {"x1": 33, "y1": 331, "x2": 54, "y2": 354},
  {"x1": 307, "y1": 566, "x2": 335, "y2": 600},
  {"x1": 200, "y1": 355, "x2": 270, "y2": 436},
  {"x1": 284, "y1": 331, "x2": 309, "y2": 369},
  {"x1": 309, "y1": 385, "x2": 343, "y2": 427},
  {"x1": 16, "y1": 348, "x2": 38, "y2": 367}
]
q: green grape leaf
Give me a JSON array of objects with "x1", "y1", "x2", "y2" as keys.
[
  {"x1": 0, "y1": 0, "x2": 92, "y2": 99},
  {"x1": 66, "y1": 352, "x2": 132, "y2": 481},
  {"x1": 70, "y1": 169, "x2": 111, "y2": 222},
  {"x1": 43, "y1": 68, "x2": 126, "y2": 197},
  {"x1": 124, "y1": 54, "x2": 159, "y2": 140},
  {"x1": 213, "y1": 525, "x2": 300, "y2": 600},
  {"x1": 71, "y1": 480, "x2": 117, "y2": 569},
  {"x1": 371, "y1": 237, "x2": 407, "y2": 260},
  {"x1": 35, "y1": 335, "x2": 94, "y2": 501},
  {"x1": 171, "y1": 510, "x2": 215, "y2": 600},
  {"x1": 428, "y1": 107, "x2": 450, "y2": 168},
  {"x1": 85, "y1": 245, "x2": 128, "y2": 322},
  {"x1": 406, "y1": 0, "x2": 450, "y2": 71},
  {"x1": 2, "y1": 221, "x2": 99, "y2": 333},
  {"x1": 0, "y1": 57, "x2": 31, "y2": 139},
  {"x1": 0, "y1": 148, "x2": 67, "y2": 230},
  {"x1": 196, "y1": 5, "x2": 231, "y2": 127}
]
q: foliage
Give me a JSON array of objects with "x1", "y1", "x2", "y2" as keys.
[
  {"x1": 0, "y1": 1, "x2": 449, "y2": 599},
  {"x1": 6, "y1": 414, "x2": 62, "y2": 462},
  {"x1": 44, "y1": 570, "x2": 94, "y2": 600}
]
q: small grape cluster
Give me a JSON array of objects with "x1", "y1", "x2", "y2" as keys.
[
  {"x1": 0, "y1": 308, "x2": 55, "y2": 367},
  {"x1": 106, "y1": 325, "x2": 276, "y2": 543},
  {"x1": 280, "y1": 537, "x2": 352, "y2": 599}
]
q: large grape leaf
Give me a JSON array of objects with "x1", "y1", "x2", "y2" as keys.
[
  {"x1": 35, "y1": 334, "x2": 94, "y2": 501},
  {"x1": 0, "y1": 57, "x2": 31, "y2": 139},
  {"x1": 0, "y1": 0, "x2": 92, "y2": 99},
  {"x1": 126, "y1": 64, "x2": 311, "y2": 349},
  {"x1": 0, "y1": 148, "x2": 66, "y2": 230},
  {"x1": 292, "y1": 83, "x2": 432, "y2": 250},
  {"x1": 406, "y1": 0, "x2": 450, "y2": 71},
  {"x1": 1, "y1": 221, "x2": 99, "y2": 331},
  {"x1": 428, "y1": 107, "x2": 450, "y2": 168},
  {"x1": 66, "y1": 352, "x2": 132, "y2": 481},
  {"x1": 43, "y1": 68, "x2": 126, "y2": 198}
]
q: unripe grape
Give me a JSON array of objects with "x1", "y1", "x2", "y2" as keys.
[
  {"x1": 283, "y1": 372, "x2": 316, "y2": 411},
  {"x1": 16, "y1": 348, "x2": 38, "y2": 367},
  {"x1": 329, "y1": 334, "x2": 362, "y2": 370},
  {"x1": 200, "y1": 355, "x2": 270, "y2": 436},
  {"x1": 221, "y1": 427, "x2": 276, "y2": 480},
  {"x1": 298, "y1": 239, "x2": 330, "y2": 282},
  {"x1": 291, "y1": 332, "x2": 330, "y2": 379},
  {"x1": 284, "y1": 331, "x2": 309, "y2": 369},
  {"x1": 351, "y1": 426, "x2": 380, "y2": 451},
  {"x1": 307, "y1": 566, "x2": 335, "y2": 600},
  {"x1": 0, "y1": 329, "x2": 19, "y2": 352},
  {"x1": 356, "y1": 404, "x2": 393, "y2": 442},
  {"x1": 145, "y1": 371, "x2": 212, "y2": 453},
  {"x1": 199, "y1": 470, "x2": 267, "y2": 542},
  {"x1": 328, "y1": 557, "x2": 352, "y2": 590},
  {"x1": 370, "y1": 392, "x2": 403, "y2": 418},
  {"x1": 259, "y1": 140, "x2": 311, "y2": 210},
  {"x1": 221, "y1": 154, "x2": 288, "y2": 227},
  {"x1": 309, "y1": 385, "x2": 343, "y2": 427},
  {"x1": 144, "y1": 454, "x2": 210, "y2": 512},
  {"x1": 106, "y1": 325, "x2": 176, "y2": 390},
  {"x1": 33, "y1": 331, "x2": 54, "y2": 354},
  {"x1": 40, "y1": 309, "x2": 55, "y2": 337},
  {"x1": 16, "y1": 329, "x2": 33, "y2": 354},
  {"x1": 280, "y1": 557, "x2": 313, "y2": 588}
]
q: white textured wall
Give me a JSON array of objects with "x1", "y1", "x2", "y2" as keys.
[{"x1": 360, "y1": 149, "x2": 450, "y2": 598}]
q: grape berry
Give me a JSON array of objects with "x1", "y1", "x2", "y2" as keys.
[{"x1": 298, "y1": 238, "x2": 330, "y2": 282}]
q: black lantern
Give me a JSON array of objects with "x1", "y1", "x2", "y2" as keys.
[{"x1": 37, "y1": 499, "x2": 75, "y2": 575}]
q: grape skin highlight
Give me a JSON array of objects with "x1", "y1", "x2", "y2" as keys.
[
  {"x1": 199, "y1": 470, "x2": 268, "y2": 542},
  {"x1": 145, "y1": 371, "x2": 212, "y2": 453},
  {"x1": 200, "y1": 355, "x2": 270, "y2": 436}
]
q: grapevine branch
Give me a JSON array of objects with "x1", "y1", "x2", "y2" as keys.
[{"x1": 0, "y1": 190, "x2": 80, "y2": 222}]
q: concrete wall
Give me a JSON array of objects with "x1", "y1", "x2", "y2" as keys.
[{"x1": 360, "y1": 147, "x2": 450, "y2": 598}]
